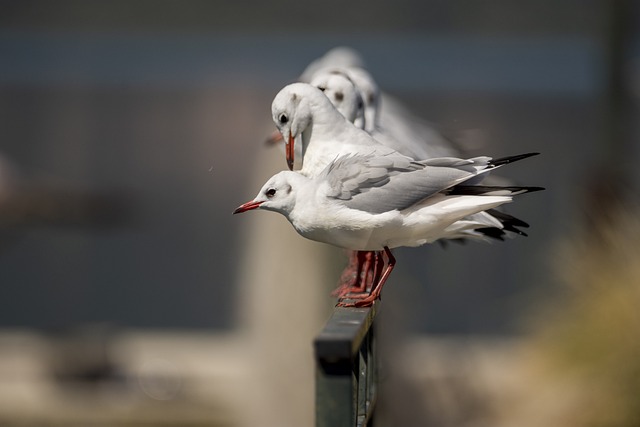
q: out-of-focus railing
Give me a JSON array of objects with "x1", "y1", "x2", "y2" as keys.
[{"x1": 314, "y1": 302, "x2": 379, "y2": 427}]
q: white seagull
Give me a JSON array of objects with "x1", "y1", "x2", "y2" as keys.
[
  {"x1": 300, "y1": 48, "x2": 458, "y2": 158},
  {"x1": 311, "y1": 67, "x2": 459, "y2": 159},
  {"x1": 309, "y1": 68, "x2": 455, "y2": 159},
  {"x1": 234, "y1": 152, "x2": 542, "y2": 306},
  {"x1": 264, "y1": 46, "x2": 366, "y2": 147},
  {"x1": 267, "y1": 48, "x2": 458, "y2": 160},
  {"x1": 272, "y1": 81, "x2": 531, "y2": 295},
  {"x1": 272, "y1": 82, "x2": 404, "y2": 174},
  {"x1": 309, "y1": 70, "x2": 366, "y2": 129}
]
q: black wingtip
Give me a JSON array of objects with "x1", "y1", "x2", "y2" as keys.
[
  {"x1": 447, "y1": 185, "x2": 546, "y2": 196},
  {"x1": 478, "y1": 209, "x2": 534, "y2": 239},
  {"x1": 476, "y1": 227, "x2": 506, "y2": 241},
  {"x1": 486, "y1": 209, "x2": 530, "y2": 228},
  {"x1": 489, "y1": 152, "x2": 540, "y2": 167},
  {"x1": 526, "y1": 186, "x2": 546, "y2": 193}
]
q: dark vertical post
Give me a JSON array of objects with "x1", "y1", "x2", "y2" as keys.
[
  {"x1": 314, "y1": 302, "x2": 379, "y2": 427},
  {"x1": 596, "y1": 0, "x2": 633, "y2": 192},
  {"x1": 585, "y1": 0, "x2": 633, "y2": 232}
]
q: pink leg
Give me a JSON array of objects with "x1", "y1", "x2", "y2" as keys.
[
  {"x1": 353, "y1": 251, "x2": 374, "y2": 293},
  {"x1": 372, "y1": 251, "x2": 385, "y2": 288},
  {"x1": 342, "y1": 251, "x2": 378, "y2": 299},
  {"x1": 331, "y1": 250, "x2": 360, "y2": 297},
  {"x1": 363, "y1": 251, "x2": 377, "y2": 292},
  {"x1": 336, "y1": 251, "x2": 381, "y2": 305},
  {"x1": 332, "y1": 251, "x2": 376, "y2": 298},
  {"x1": 345, "y1": 251, "x2": 380, "y2": 299},
  {"x1": 339, "y1": 247, "x2": 396, "y2": 308}
]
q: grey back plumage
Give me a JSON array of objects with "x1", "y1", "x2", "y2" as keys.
[{"x1": 321, "y1": 154, "x2": 490, "y2": 213}]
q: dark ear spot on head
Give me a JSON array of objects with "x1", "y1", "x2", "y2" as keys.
[
  {"x1": 335, "y1": 91, "x2": 344, "y2": 102},
  {"x1": 329, "y1": 69, "x2": 351, "y2": 82},
  {"x1": 368, "y1": 93, "x2": 376, "y2": 104},
  {"x1": 291, "y1": 93, "x2": 298, "y2": 102}
]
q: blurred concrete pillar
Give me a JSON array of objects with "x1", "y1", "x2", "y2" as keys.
[{"x1": 234, "y1": 145, "x2": 334, "y2": 427}]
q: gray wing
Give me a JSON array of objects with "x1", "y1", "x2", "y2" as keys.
[{"x1": 322, "y1": 154, "x2": 483, "y2": 214}]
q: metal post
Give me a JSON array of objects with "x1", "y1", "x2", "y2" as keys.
[{"x1": 314, "y1": 302, "x2": 379, "y2": 427}]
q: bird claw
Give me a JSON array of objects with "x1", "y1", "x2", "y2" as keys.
[
  {"x1": 342, "y1": 291, "x2": 370, "y2": 299},
  {"x1": 336, "y1": 296, "x2": 377, "y2": 308}
]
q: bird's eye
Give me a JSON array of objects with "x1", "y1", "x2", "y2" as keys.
[
  {"x1": 278, "y1": 114, "x2": 288, "y2": 124},
  {"x1": 266, "y1": 188, "x2": 276, "y2": 198},
  {"x1": 317, "y1": 86, "x2": 326, "y2": 92}
]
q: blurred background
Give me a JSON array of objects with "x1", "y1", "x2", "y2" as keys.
[{"x1": 0, "y1": 0, "x2": 639, "y2": 426}]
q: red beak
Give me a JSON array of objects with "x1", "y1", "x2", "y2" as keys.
[
  {"x1": 286, "y1": 132, "x2": 295, "y2": 171},
  {"x1": 265, "y1": 130, "x2": 284, "y2": 146},
  {"x1": 233, "y1": 200, "x2": 263, "y2": 214}
]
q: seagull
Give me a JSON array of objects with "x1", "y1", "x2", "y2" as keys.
[
  {"x1": 271, "y1": 81, "x2": 530, "y2": 296},
  {"x1": 307, "y1": 70, "x2": 457, "y2": 296},
  {"x1": 308, "y1": 71, "x2": 521, "y2": 240},
  {"x1": 234, "y1": 152, "x2": 542, "y2": 307},
  {"x1": 270, "y1": 47, "x2": 458, "y2": 156},
  {"x1": 267, "y1": 48, "x2": 458, "y2": 160},
  {"x1": 264, "y1": 46, "x2": 366, "y2": 147},
  {"x1": 271, "y1": 81, "x2": 414, "y2": 294},
  {"x1": 309, "y1": 70, "x2": 366, "y2": 129},
  {"x1": 344, "y1": 66, "x2": 458, "y2": 159},
  {"x1": 309, "y1": 68, "x2": 455, "y2": 159},
  {"x1": 271, "y1": 82, "x2": 404, "y2": 174},
  {"x1": 300, "y1": 46, "x2": 459, "y2": 157}
]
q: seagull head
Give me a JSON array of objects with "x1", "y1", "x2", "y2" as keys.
[
  {"x1": 233, "y1": 171, "x2": 299, "y2": 216},
  {"x1": 310, "y1": 70, "x2": 365, "y2": 127},
  {"x1": 271, "y1": 83, "x2": 318, "y2": 171}
]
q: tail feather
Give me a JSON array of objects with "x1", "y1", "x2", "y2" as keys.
[
  {"x1": 440, "y1": 208, "x2": 532, "y2": 245},
  {"x1": 436, "y1": 152, "x2": 542, "y2": 245},
  {"x1": 479, "y1": 209, "x2": 531, "y2": 239},
  {"x1": 447, "y1": 185, "x2": 545, "y2": 196},
  {"x1": 489, "y1": 152, "x2": 540, "y2": 168}
]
